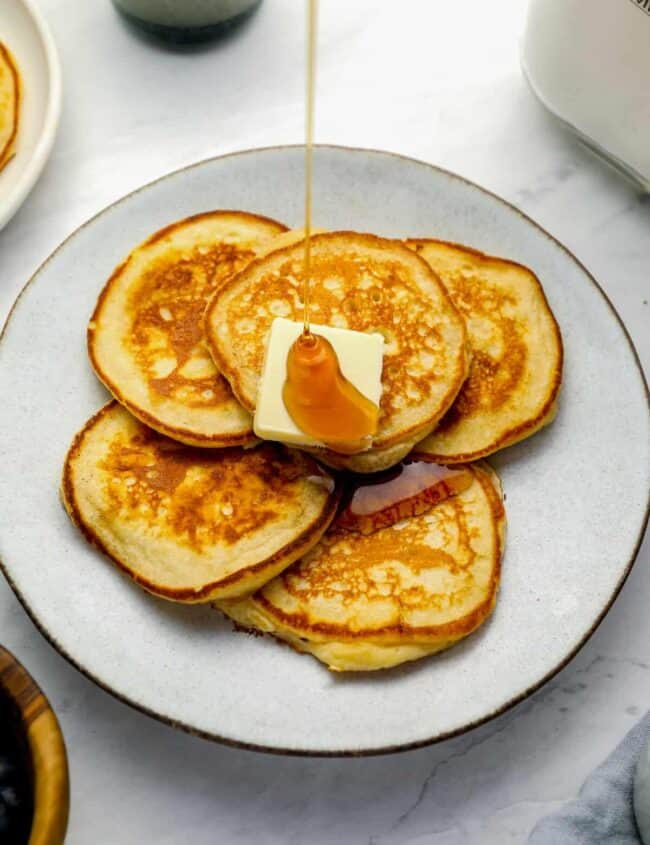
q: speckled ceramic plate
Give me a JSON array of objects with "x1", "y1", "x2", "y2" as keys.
[{"x1": 1, "y1": 146, "x2": 648, "y2": 756}]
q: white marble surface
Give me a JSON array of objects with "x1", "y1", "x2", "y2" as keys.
[{"x1": 0, "y1": 0, "x2": 648, "y2": 842}]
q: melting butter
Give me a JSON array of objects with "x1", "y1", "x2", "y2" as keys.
[{"x1": 254, "y1": 318, "x2": 383, "y2": 449}]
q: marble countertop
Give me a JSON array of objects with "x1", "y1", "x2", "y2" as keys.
[{"x1": 1, "y1": 1, "x2": 648, "y2": 842}]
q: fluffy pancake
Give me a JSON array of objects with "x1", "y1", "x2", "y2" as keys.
[
  {"x1": 0, "y1": 43, "x2": 19, "y2": 173},
  {"x1": 88, "y1": 211, "x2": 288, "y2": 447},
  {"x1": 302, "y1": 431, "x2": 424, "y2": 474},
  {"x1": 408, "y1": 239, "x2": 562, "y2": 463},
  {"x1": 218, "y1": 463, "x2": 504, "y2": 671},
  {"x1": 205, "y1": 231, "x2": 470, "y2": 467},
  {"x1": 62, "y1": 402, "x2": 340, "y2": 602}
]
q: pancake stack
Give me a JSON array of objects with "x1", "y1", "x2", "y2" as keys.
[
  {"x1": 63, "y1": 210, "x2": 563, "y2": 672},
  {"x1": 0, "y1": 43, "x2": 20, "y2": 173}
]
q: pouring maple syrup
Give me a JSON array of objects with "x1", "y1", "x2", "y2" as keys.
[{"x1": 282, "y1": 0, "x2": 380, "y2": 454}]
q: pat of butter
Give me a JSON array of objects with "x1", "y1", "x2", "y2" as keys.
[{"x1": 254, "y1": 317, "x2": 384, "y2": 448}]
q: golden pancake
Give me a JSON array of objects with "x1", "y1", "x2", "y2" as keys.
[
  {"x1": 88, "y1": 211, "x2": 288, "y2": 447},
  {"x1": 301, "y1": 431, "x2": 424, "y2": 474},
  {"x1": 205, "y1": 231, "x2": 470, "y2": 466},
  {"x1": 408, "y1": 239, "x2": 562, "y2": 463},
  {"x1": 0, "y1": 43, "x2": 19, "y2": 173},
  {"x1": 62, "y1": 402, "x2": 340, "y2": 602},
  {"x1": 218, "y1": 463, "x2": 504, "y2": 671}
]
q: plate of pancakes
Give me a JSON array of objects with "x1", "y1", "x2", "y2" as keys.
[
  {"x1": 0, "y1": 0, "x2": 61, "y2": 230},
  {"x1": 1, "y1": 146, "x2": 648, "y2": 755}
]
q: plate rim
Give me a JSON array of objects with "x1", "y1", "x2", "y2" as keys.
[
  {"x1": 1, "y1": 144, "x2": 649, "y2": 757},
  {"x1": 0, "y1": 0, "x2": 63, "y2": 230}
]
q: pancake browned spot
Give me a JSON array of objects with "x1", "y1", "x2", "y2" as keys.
[
  {"x1": 61, "y1": 402, "x2": 340, "y2": 602},
  {"x1": 88, "y1": 211, "x2": 288, "y2": 447}
]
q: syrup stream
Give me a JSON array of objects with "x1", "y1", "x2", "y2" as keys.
[{"x1": 303, "y1": 0, "x2": 317, "y2": 337}]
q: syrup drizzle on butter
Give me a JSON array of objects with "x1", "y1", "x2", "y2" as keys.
[{"x1": 303, "y1": 0, "x2": 317, "y2": 336}]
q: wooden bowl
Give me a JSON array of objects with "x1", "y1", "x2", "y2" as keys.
[{"x1": 0, "y1": 646, "x2": 69, "y2": 845}]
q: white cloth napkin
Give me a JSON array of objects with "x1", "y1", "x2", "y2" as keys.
[{"x1": 528, "y1": 713, "x2": 650, "y2": 844}]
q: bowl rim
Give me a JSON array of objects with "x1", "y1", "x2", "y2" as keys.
[
  {"x1": 0, "y1": 644, "x2": 69, "y2": 845},
  {"x1": 0, "y1": 0, "x2": 63, "y2": 231}
]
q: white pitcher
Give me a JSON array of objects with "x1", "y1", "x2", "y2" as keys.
[{"x1": 522, "y1": 0, "x2": 650, "y2": 190}]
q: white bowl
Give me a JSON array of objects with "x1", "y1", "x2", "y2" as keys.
[{"x1": 0, "y1": 0, "x2": 62, "y2": 231}]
